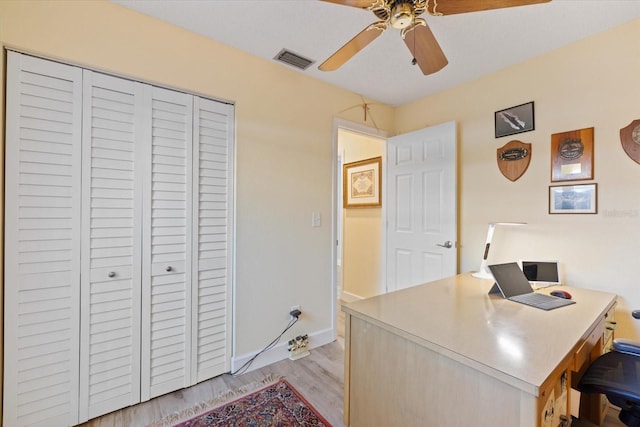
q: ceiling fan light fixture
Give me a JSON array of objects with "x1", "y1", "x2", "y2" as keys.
[
  {"x1": 319, "y1": 0, "x2": 551, "y2": 76},
  {"x1": 390, "y1": 2, "x2": 414, "y2": 29}
]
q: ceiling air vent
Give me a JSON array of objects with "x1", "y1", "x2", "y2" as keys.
[{"x1": 274, "y1": 49, "x2": 315, "y2": 70}]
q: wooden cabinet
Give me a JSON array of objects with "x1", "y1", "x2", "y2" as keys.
[
  {"x1": 572, "y1": 305, "x2": 616, "y2": 425},
  {"x1": 4, "y1": 51, "x2": 234, "y2": 426},
  {"x1": 538, "y1": 358, "x2": 571, "y2": 427}
]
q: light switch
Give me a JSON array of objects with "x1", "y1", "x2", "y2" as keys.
[{"x1": 312, "y1": 212, "x2": 321, "y2": 227}]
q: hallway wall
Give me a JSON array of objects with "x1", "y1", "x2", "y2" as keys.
[{"x1": 339, "y1": 129, "x2": 385, "y2": 299}]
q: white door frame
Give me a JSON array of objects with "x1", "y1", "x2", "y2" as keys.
[{"x1": 331, "y1": 119, "x2": 388, "y2": 336}]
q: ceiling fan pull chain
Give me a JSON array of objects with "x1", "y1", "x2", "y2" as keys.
[{"x1": 412, "y1": 24, "x2": 417, "y2": 65}]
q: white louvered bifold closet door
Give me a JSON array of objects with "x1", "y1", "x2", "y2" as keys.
[
  {"x1": 191, "y1": 98, "x2": 234, "y2": 383},
  {"x1": 4, "y1": 51, "x2": 83, "y2": 427},
  {"x1": 79, "y1": 70, "x2": 143, "y2": 422},
  {"x1": 5, "y1": 52, "x2": 234, "y2": 425},
  {"x1": 141, "y1": 86, "x2": 193, "y2": 400}
]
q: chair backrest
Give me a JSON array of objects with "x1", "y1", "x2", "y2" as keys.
[{"x1": 578, "y1": 310, "x2": 640, "y2": 427}]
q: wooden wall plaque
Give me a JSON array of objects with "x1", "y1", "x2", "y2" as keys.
[
  {"x1": 497, "y1": 140, "x2": 531, "y2": 182},
  {"x1": 551, "y1": 127, "x2": 594, "y2": 182},
  {"x1": 620, "y1": 119, "x2": 640, "y2": 164}
]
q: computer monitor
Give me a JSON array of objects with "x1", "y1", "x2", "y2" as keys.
[{"x1": 518, "y1": 260, "x2": 561, "y2": 287}]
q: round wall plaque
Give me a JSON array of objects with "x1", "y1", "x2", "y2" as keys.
[{"x1": 620, "y1": 119, "x2": 640, "y2": 164}]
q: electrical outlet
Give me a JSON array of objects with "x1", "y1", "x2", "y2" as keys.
[{"x1": 289, "y1": 305, "x2": 302, "y2": 319}]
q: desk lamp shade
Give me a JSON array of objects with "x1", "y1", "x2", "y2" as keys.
[{"x1": 472, "y1": 222, "x2": 526, "y2": 279}]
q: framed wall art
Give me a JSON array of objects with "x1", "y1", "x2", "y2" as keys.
[
  {"x1": 343, "y1": 156, "x2": 382, "y2": 208},
  {"x1": 549, "y1": 183, "x2": 597, "y2": 214},
  {"x1": 494, "y1": 101, "x2": 535, "y2": 138},
  {"x1": 551, "y1": 127, "x2": 594, "y2": 181}
]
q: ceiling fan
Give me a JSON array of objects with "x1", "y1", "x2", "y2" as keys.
[{"x1": 318, "y1": 0, "x2": 551, "y2": 75}]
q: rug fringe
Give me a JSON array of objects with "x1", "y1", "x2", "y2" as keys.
[{"x1": 145, "y1": 374, "x2": 283, "y2": 427}]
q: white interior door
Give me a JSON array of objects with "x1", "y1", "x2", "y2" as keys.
[
  {"x1": 4, "y1": 51, "x2": 83, "y2": 427},
  {"x1": 79, "y1": 70, "x2": 143, "y2": 421},
  {"x1": 141, "y1": 86, "x2": 193, "y2": 400},
  {"x1": 5, "y1": 52, "x2": 235, "y2": 425},
  {"x1": 386, "y1": 121, "x2": 457, "y2": 292},
  {"x1": 191, "y1": 97, "x2": 234, "y2": 383}
]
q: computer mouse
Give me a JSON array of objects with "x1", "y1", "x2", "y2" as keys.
[{"x1": 550, "y1": 290, "x2": 572, "y2": 300}]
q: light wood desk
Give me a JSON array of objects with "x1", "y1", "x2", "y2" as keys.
[{"x1": 342, "y1": 273, "x2": 616, "y2": 427}]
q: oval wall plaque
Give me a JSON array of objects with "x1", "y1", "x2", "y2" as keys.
[
  {"x1": 497, "y1": 140, "x2": 531, "y2": 182},
  {"x1": 559, "y1": 138, "x2": 584, "y2": 160}
]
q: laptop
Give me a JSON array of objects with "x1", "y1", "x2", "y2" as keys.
[
  {"x1": 519, "y1": 260, "x2": 561, "y2": 289},
  {"x1": 488, "y1": 262, "x2": 576, "y2": 310}
]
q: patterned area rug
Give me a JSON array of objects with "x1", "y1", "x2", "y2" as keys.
[{"x1": 173, "y1": 379, "x2": 332, "y2": 427}]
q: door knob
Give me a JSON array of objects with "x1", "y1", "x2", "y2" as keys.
[
  {"x1": 436, "y1": 241, "x2": 453, "y2": 249},
  {"x1": 165, "y1": 266, "x2": 173, "y2": 272},
  {"x1": 108, "y1": 271, "x2": 116, "y2": 278}
]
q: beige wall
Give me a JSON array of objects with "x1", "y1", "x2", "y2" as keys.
[
  {"x1": 396, "y1": 18, "x2": 640, "y2": 339},
  {"x1": 0, "y1": 0, "x2": 395, "y2": 377},
  {"x1": 339, "y1": 129, "x2": 385, "y2": 299},
  {"x1": 2, "y1": 1, "x2": 640, "y2": 420}
]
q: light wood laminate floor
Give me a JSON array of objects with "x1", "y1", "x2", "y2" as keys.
[
  {"x1": 79, "y1": 337, "x2": 346, "y2": 427},
  {"x1": 79, "y1": 305, "x2": 624, "y2": 427}
]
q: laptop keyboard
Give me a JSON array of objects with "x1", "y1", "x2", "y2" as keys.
[{"x1": 509, "y1": 292, "x2": 575, "y2": 310}]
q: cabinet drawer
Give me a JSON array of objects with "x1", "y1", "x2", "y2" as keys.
[{"x1": 574, "y1": 319, "x2": 604, "y2": 371}]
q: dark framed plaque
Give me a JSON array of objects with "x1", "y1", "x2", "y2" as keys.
[{"x1": 551, "y1": 127, "x2": 594, "y2": 182}]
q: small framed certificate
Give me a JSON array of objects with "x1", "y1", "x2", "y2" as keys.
[{"x1": 549, "y1": 183, "x2": 597, "y2": 214}]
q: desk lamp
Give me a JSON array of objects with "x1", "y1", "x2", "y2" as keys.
[{"x1": 472, "y1": 222, "x2": 526, "y2": 279}]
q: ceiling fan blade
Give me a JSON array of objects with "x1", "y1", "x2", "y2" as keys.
[
  {"x1": 319, "y1": 23, "x2": 386, "y2": 71},
  {"x1": 404, "y1": 23, "x2": 448, "y2": 75},
  {"x1": 431, "y1": 0, "x2": 551, "y2": 16},
  {"x1": 319, "y1": 0, "x2": 376, "y2": 9}
]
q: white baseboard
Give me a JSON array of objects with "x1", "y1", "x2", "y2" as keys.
[{"x1": 231, "y1": 327, "x2": 335, "y2": 374}]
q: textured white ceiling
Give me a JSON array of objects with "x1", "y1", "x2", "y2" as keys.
[{"x1": 112, "y1": 0, "x2": 640, "y2": 106}]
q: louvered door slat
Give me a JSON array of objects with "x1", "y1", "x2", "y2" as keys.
[
  {"x1": 142, "y1": 86, "x2": 193, "y2": 401},
  {"x1": 5, "y1": 51, "x2": 82, "y2": 427},
  {"x1": 191, "y1": 97, "x2": 234, "y2": 383},
  {"x1": 79, "y1": 70, "x2": 142, "y2": 422}
]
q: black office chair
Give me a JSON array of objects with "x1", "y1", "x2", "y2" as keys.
[{"x1": 579, "y1": 310, "x2": 640, "y2": 426}]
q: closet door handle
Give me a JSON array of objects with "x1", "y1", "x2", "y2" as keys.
[
  {"x1": 108, "y1": 271, "x2": 116, "y2": 278},
  {"x1": 165, "y1": 266, "x2": 173, "y2": 272}
]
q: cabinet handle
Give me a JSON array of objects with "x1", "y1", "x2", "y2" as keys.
[
  {"x1": 108, "y1": 271, "x2": 116, "y2": 278},
  {"x1": 165, "y1": 266, "x2": 173, "y2": 272}
]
